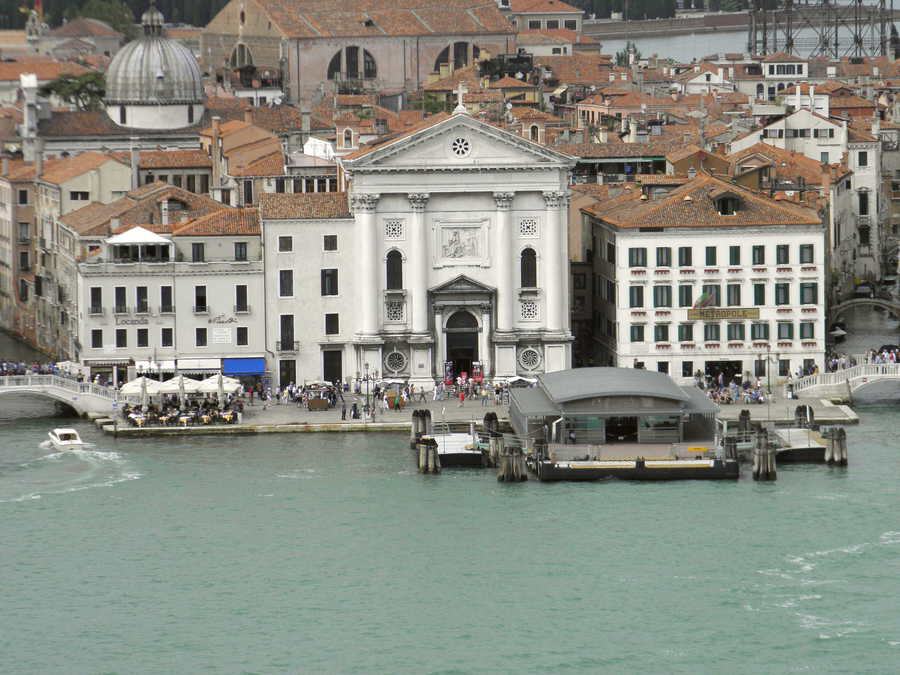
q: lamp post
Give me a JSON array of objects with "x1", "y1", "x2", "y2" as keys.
[{"x1": 364, "y1": 362, "x2": 370, "y2": 419}]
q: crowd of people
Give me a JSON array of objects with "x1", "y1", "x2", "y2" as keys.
[
  {"x1": 696, "y1": 371, "x2": 770, "y2": 405},
  {"x1": 120, "y1": 393, "x2": 244, "y2": 427},
  {"x1": 0, "y1": 361, "x2": 78, "y2": 378}
]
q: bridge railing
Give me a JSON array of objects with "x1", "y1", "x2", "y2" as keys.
[
  {"x1": 794, "y1": 364, "x2": 900, "y2": 391},
  {"x1": 0, "y1": 374, "x2": 119, "y2": 400}
]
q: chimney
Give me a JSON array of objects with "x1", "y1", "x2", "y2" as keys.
[
  {"x1": 110, "y1": 217, "x2": 120, "y2": 231},
  {"x1": 161, "y1": 198, "x2": 169, "y2": 225},
  {"x1": 130, "y1": 136, "x2": 140, "y2": 191},
  {"x1": 1, "y1": 156, "x2": 8, "y2": 175},
  {"x1": 211, "y1": 116, "x2": 222, "y2": 186},
  {"x1": 243, "y1": 108, "x2": 253, "y2": 124},
  {"x1": 795, "y1": 84, "x2": 801, "y2": 110},
  {"x1": 34, "y1": 145, "x2": 42, "y2": 179}
]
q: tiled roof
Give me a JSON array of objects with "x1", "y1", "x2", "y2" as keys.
[
  {"x1": 48, "y1": 17, "x2": 122, "y2": 38},
  {"x1": 829, "y1": 95, "x2": 876, "y2": 109},
  {"x1": 252, "y1": 0, "x2": 513, "y2": 39},
  {"x1": 173, "y1": 208, "x2": 260, "y2": 236},
  {"x1": 585, "y1": 173, "x2": 821, "y2": 229},
  {"x1": 39, "y1": 151, "x2": 128, "y2": 185},
  {"x1": 139, "y1": 149, "x2": 212, "y2": 169},
  {"x1": 229, "y1": 152, "x2": 285, "y2": 177},
  {"x1": 0, "y1": 58, "x2": 91, "y2": 82},
  {"x1": 342, "y1": 113, "x2": 451, "y2": 159},
  {"x1": 508, "y1": 0, "x2": 582, "y2": 13},
  {"x1": 728, "y1": 142, "x2": 828, "y2": 186},
  {"x1": 424, "y1": 64, "x2": 481, "y2": 92},
  {"x1": 762, "y1": 51, "x2": 804, "y2": 63},
  {"x1": 532, "y1": 53, "x2": 612, "y2": 86},
  {"x1": 489, "y1": 75, "x2": 535, "y2": 89},
  {"x1": 665, "y1": 144, "x2": 704, "y2": 163},
  {"x1": 259, "y1": 192, "x2": 351, "y2": 220}
]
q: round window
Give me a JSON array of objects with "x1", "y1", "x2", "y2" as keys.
[
  {"x1": 518, "y1": 347, "x2": 542, "y2": 371},
  {"x1": 450, "y1": 137, "x2": 471, "y2": 157},
  {"x1": 384, "y1": 351, "x2": 408, "y2": 373}
]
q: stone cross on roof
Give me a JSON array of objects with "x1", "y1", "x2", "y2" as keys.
[{"x1": 453, "y1": 81, "x2": 469, "y2": 114}]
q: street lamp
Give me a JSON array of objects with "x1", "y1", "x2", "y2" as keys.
[{"x1": 364, "y1": 361, "x2": 370, "y2": 419}]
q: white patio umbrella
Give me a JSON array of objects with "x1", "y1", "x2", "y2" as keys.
[
  {"x1": 198, "y1": 374, "x2": 242, "y2": 394},
  {"x1": 829, "y1": 327, "x2": 848, "y2": 337},
  {"x1": 120, "y1": 376, "x2": 162, "y2": 396}
]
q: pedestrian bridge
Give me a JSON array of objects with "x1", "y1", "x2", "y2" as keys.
[
  {"x1": 830, "y1": 298, "x2": 900, "y2": 319},
  {"x1": 0, "y1": 375, "x2": 119, "y2": 416},
  {"x1": 793, "y1": 363, "x2": 900, "y2": 399}
]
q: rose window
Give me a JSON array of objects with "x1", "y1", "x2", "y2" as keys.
[
  {"x1": 450, "y1": 137, "x2": 471, "y2": 157},
  {"x1": 518, "y1": 347, "x2": 542, "y2": 371},
  {"x1": 384, "y1": 351, "x2": 407, "y2": 373}
]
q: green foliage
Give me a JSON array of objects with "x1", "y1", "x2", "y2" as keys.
[
  {"x1": 78, "y1": 0, "x2": 137, "y2": 39},
  {"x1": 1, "y1": 0, "x2": 230, "y2": 32},
  {"x1": 615, "y1": 41, "x2": 642, "y2": 66},
  {"x1": 423, "y1": 93, "x2": 448, "y2": 115},
  {"x1": 38, "y1": 72, "x2": 106, "y2": 110}
]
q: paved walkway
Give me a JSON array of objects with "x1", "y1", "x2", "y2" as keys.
[{"x1": 716, "y1": 398, "x2": 858, "y2": 425}]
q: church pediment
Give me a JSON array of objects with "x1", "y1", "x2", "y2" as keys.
[
  {"x1": 430, "y1": 274, "x2": 495, "y2": 296},
  {"x1": 342, "y1": 113, "x2": 574, "y2": 172}
]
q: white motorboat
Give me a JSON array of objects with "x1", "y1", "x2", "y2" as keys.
[{"x1": 47, "y1": 428, "x2": 85, "y2": 450}]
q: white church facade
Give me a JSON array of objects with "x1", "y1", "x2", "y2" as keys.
[{"x1": 260, "y1": 109, "x2": 576, "y2": 388}]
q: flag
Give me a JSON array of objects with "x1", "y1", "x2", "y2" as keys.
[{"x1": 693, "y1": 291, "x2": 715, "y2": 309}]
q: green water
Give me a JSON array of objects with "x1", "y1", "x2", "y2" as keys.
[{"x1": 2, "y1": 398, "x2": 899, "y2": 674}]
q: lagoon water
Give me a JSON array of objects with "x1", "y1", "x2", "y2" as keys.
[{"x1": 2, "y1": 393, "x2": 900, "y2": 674}]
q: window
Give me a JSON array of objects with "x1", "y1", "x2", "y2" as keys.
[
  {"x1": 235, "y1": 284, "x2": 248, "y2": 312},
  {"x1": 753, "y1": 283, "x2": 765, "y2": 306},
  {"x1": 726, "y1": 284, "x2": 741, "y2": 306},
  {"x1": 704, "y1": 323, "x2": 720, "y2": 342},
  {"x1": 678, "y1": 323, "x2": 694, "y2": 342},
  {"x1": 278, "y1": 236, "x2": 292, "y2": 252},
  {"x1": 17, "y1": 189, "x2": 27, "y2": 205},
  {"x1": 755, "y1": 359, "x2": 766, "y2": 377},
  {"x1": 275, "y1": 178, "x2": 285, "y2": 194},
  {"x1": 820, "y1": 151, "x2": 829, "y2": 164},
  {"x1": 196, "y1": 328, "x2": 207, "y2": 347},
  {"x1": 678, "y1": 285, "x2": 692, "y2": 308},
  {"x1": 776, "y1": 244, "x2": 789, "y2": 264},
  {"x1": 657, "y1": 361, "x2": 669, "y2": 374},
  {"x1": 546, "y1": 19, "x2": 559, "y2": 28},
  {"x1": 628, "y1": 247, "x2": 647, "y2": 267},
  {"x1": 387, "y1": 250, "x2": 404, "y2": 290},
  {"x1": 91, "y1": 329, "x2": 102, "y2": 349},
  {"x1": 778, "y1": 321, "x2": 794, "y2": 340},
  {"x1": 606, "y1": 280, "x2": 615, "y2": 304},
  {"x1": 119, "y1": 107, "x2": 126, "y2": 125},
  {"x1": 279, "y1": 269, "x2": 293, "y2": 297},
  {"x1": 161, "y1": 327, "x2": 173, "y2": 347},
  {"x1": 653, "y1": 285, "x2": 672, "y2": 308},
  {"x1": 186, "y1": 174, "x2": 196, "y2": 193},
  {"x1": 528, "y1": 20, "x2": 541, "y2": 28},
  {"x1": 630, "y1": 325, "x2": 644, "y2": 342},
  {"x1": 775, "y1": 283, "x2": 790, "y2": 305},
  {"x1": 321, "y1": 269, "x2": 338, "y2": 296},
  {"x1": 69, "y1": 191, "x2": 89, "y2": 200},
  {"x1": 654, "y1": 324, "x2": 670, "y2": 342},
  {"x1": 729, "y1": 246, "x2": 741, "y2": 265},
  {"x1": 17, "y1": 222, "x2": 28, "y2": 241},
  {"x1": 727, "y1": 323, "x2": 745, "y2": 341},
  {"x1": 800, "y1": 282, "x2": 818, "y2": 305},
  {"x1": 752, "y1": 245, "x2": 765, "y2": 265},
  {"x1": 160, "y1": 286, "x2": 173, "y2": 313},
  {"x1": 779, "y1": 359, "x2": 790, "y2": 377},
  {"x1": 116, "y1": 329, "x2": 127, "y2": 348},
  {"x1": 606, "y1": 242, "x2": 615, "y2": 263},
  {"x1": 89, "y1": 287, "x2": 102, "y2": 313},
  {"x1": 682, "y1": 361, "x2": 694, "y2": 377},
  {"x1": 194, "y1": 285, "x2": 207, "y2": 312},
  {"x1": 751, "y1": 322, "x2": 770, "y2": 340},
  {"x1": 678, "y1": 246, "x2": 692, "y2": 267},
  {"x1": 325, "y1": 313, "x2": 339, "y2": 335},
  {"x1": 114, "y1": 286, "x2": 126, "y2": 313},
  {"x1": 701, "y1": 284, "x2": 721, "y2": 307},
  {"x1": 656, "y1": 246, "x2": 671, "y2": 267},
  {"x1": 243, "y1": 180, "x2": 253, "y2": 204},
  {"x1": 136, "y1": 286, "x2": 148, "y2": 313},
  {"x1": 192, "y1": 242, "x2": 205, "y2": 262},
  {"x1": 799, "y1": 244, "x2": 813, "y2": 264},
  {"x1": 564, "y1": 19, "x2": 577, "y2": 29},
  {"x1": 234, "y1": 242, "x2": 248, "y2": 261},
  {"x1": 629, "y1": 286, "x2": 644, "y2": 308},
  {"x1": 279, "y1": 314, "x2": 294, "y2": 345},
  {"x1": 858, "y1": 151, "x2": 868, "y2": 167},
  {"x1": 137, "y1": 328, "x2": 148, "y2": 348},
  {"x1": 236, "y1": 326, "x2": 248, "y2": 346},
  {"x1": 800, "y1": 321, "x2": 815, "y2": 339},
  {"x1": 318, "y1": 235, "x2": 337, "y2": 252},
  {"x1": 705, "y1": 246, "x2": 717, "y2": 266}
]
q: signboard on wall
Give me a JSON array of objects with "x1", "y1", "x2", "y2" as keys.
[
  {"x1": 687, "y1": 308, "x2": 761, "y2": 321},
  {"x1": 212, "y1": 327, "x2": 232, "y2": 344}
]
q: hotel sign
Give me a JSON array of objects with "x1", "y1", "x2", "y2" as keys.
[{"x1": 687, "y1": 308, "x2": 760, "y2": 321}]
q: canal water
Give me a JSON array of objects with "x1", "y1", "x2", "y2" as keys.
[{"x1": 2, "y1": 395, "x2": 899, "y2": 673}]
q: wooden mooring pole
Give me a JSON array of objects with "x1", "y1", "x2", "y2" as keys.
[
  {"x1": 417, "y1": 436, "x2": 440, "y2": 474},
  {"x1": 824, "y1": 427, "x2": 848, "y2": 466},
  {"x1": 752, "y1": 428, "x2": 776, "y2": 481},
  {"x1": 497, "y1": 441, "x2": 527, "y2": 482}
]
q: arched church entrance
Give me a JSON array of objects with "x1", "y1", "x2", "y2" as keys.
[{"x1": 445, "y1": 310, "x2": 479, "y2": 377}]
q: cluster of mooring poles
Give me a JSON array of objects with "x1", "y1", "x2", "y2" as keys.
[
  {"x1": 823, "y1": 427, "x2": 849, "y2": 466},
  {"x1": 410, "y1": 409, "x2": 433, "y2": 448},
  {"x1": 752, "y1": 428, "x2": 777, "y2": 481}
]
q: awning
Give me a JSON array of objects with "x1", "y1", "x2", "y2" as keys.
[
  {"x1": 83, "y1": 358, "x2": 131, "y2": 366},
  {"x1": 222, "y1": 357, "x2": 266, "y2": 376},
  {"x1": 106, "y1": 226, "x2": 171, "y2": 246},
  {"x1": 552, "y1": 85, "x2": 568, "y2": 96},
  {"x1": 176, "y1": 358, "x2": 221, "y2": 373},
  {"x1": 135, "y1": 359, "x2": 176, "y2": 372}
]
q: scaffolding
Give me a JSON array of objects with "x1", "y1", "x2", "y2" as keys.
[{"x1": 748, "y1": 0, "x2": 896, "y2": 58}]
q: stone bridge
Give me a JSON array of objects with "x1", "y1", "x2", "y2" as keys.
[
  {"x1": 0, "y1": 375, "x2": 119, "y2": 416},
  {"x1": 792, "y1": 363, "x2": 900, "y2": 400},
  {"x1": 830, "y1": 298, "x2": 900, "y2": 319}
]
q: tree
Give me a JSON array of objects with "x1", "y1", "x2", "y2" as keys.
[
  {"x1": 78, "y1": 0, "x2": 136, "y2": 39},
  {"x1": 39, "y1": 72, "x2": 106, "y2": 111},
  {"x1": 615, "y1": 41, "x2": 642, "y2": 66}
]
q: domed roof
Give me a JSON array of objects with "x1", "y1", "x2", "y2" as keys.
[{"x1": 105, "y1": 3, "x2": 203, "y2": 106}]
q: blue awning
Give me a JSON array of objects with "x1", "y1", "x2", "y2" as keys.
[{"x1": 222, "y1": 357, "x2": 266, "y2": 376}]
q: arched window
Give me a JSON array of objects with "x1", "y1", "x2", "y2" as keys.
[
  {"x1": 327, "y1": 47, "x2": 377, "y2": 80},
  {"x1": 446, "y1": 310, "x2": 477, "y2": 330},
  {"x1": 327, "y1": 51, "x2": 341, "y2": 80},
  {"x1": 756, "y1": 83, "x2": 764, "y2": 98},
  {"x1": 230, "y1": 43, "x2": 253, "y2": 68},
  {"x1": 386, "y1": 250, "x2": 403, "y2": 290},
  {"x1": 529, "y1": 125, "x2": 539, "y2": 142},
  {"x1": 433, "y1": 42, "x2": 480, "y2": 72},
  {"x1": 520, "y1": 248, "x2": 537, "y2": 288},
  {"x1": 343, "y1": 128, "x2": 353, "y2": 148}
]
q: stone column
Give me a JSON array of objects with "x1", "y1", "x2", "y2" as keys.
[
  {"x1": 352, "y1": 193, "x2": 380, "y2": 335},
  {"x1": 433, "y1": 307, "x2": 444, "y2": 377},
  {"x1": 493, "y1": 191, "x2": 514, "y2": 331},
  {"x1": 407, "y1": 193, "x2": 430, "y2": 333},
  {"x1": 543, "y1": 191, "x2": 567, "y2": 332},
  {"x1": 480, "y1": 304, "x2": 491, "y2": 377}
]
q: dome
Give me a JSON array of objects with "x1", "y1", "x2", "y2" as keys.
[{"x1": 105, "y1": 4, "x2": 203, "y2": 106}]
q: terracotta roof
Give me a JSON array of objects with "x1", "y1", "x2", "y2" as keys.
[
  {"x1": 728, "y1": 143, "x2": 828, "y2": 186},
  {"x1": 532, "y1": 53, "x2": 612, "y2": 86},
  {"x1": 259, "y1": 192, "x2": 351, "y2": 220},
  {"x1": 164, "y1": 27, "x2": 202, "y2": 40},
  {"x1": 762, "y1": 51, "x2": 805, "y2": 63},
  {"x1": 39, "y1": 151, "x2": 128, "y2": 185},
  {"x1": 517, "y1": 29, "x2": 596, "y2": 45},
  {"x1": 0, "y1": 58, "x2": 91, "y2": 82},
  {"x1": 424, "y1": 64, "x2": 482, "y2": 92},
  {"x1": 249, "y1": 105, "x2": 331, "y2": 134},
  {"x1": 508, "y1": 0, "x2": 582, "y2": 13},
  {"x1": 665, "y1": 144, "x2": 704, "y2": 163},
  {"x1": 139, "y1": 149, "x2": 212, "y2": 170},
  {"x1": 173, "y1": 208, "x2": 260, "y2": 236},
  {"x1": 585, "y1": 173, "x2": 821, "y2": 229},
  {"x1": 342, "y1": 113, "x2": 451, "y2": 159},
  {"x1": 634, "y1": 173, "x2": 690, "y2": 185},
  {"x1": 489, "y1": 75, "x2": 535, "y2": 89},
  {"x1": 48, "y1": 17, "x2": 122, "y2": 38},
  {"x1": 0, "y1": 158, "x2": 39, "y2": 182},
  {"x1": 229, "y1": 151, "x2": 285, "y2": 177},
  {"x1": 245, "y1": 0, "x2": 514, "y2": 39},
  {"x1": 829, "y1": 95, "x2": 876, "y2": 110}
]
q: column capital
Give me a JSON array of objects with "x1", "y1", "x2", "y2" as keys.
[
  {"x1": 351, "y1": 192, "x2": 380, "y2": 213},
  {"x1": 407, "y1": 193, "x2": 430, "y2": 212},
  {"x1": 493, "y1": 191, "x2": 514, "y2": 209},
  {"x1": 542, "y1": 190, "x2": 568, "y2": 209}
]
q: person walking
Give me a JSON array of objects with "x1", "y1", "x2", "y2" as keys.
[
  {"x1": 341, "y1": 402, "x2": 347, "y2": 420},
  {"x1": 458, "y1": 388, "x2": 465, "y2": 407}
]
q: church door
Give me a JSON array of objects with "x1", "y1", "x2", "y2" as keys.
[{"x1": 445, "y1": 310, "x2": 479, "y2": 378}]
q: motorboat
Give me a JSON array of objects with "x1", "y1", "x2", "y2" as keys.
[
  {"x1": 47, "y1": 428, "x2": 85, "y2": 450},
  {"x1": 431, "y1": 422, "x2": 486, "y2": 467}
]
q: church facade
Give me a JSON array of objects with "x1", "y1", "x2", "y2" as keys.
[{"x1": 261, "y1": 110, "x2": 575, "y2": 387}]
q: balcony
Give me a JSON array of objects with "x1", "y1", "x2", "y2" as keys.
[
  {"x1": 113, "y1": 305, "x2": 129, "y2": 315},
  {"x1": 88, "y1": 306, "x2": 104, "y2": 316},
  {"x1": 276, "y1": 340, "x2": 299, "y2": 352},
  {"x1": 234, "y1": 304, "x2": 251, "y2": 314},
  {"x1": 193, "y1": 305, "x2": 209, "y2": 315},
  {"x1": 39, "y1": 237, "x2": 48, "y2": 250},
  {"x1": 159, "y1": 305, "x2": 175, "y2": 314}
]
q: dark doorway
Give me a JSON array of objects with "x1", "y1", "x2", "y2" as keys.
[
  {"x1": 605, "y1": 416, "x2": 638, "y2": 443},
  {"x1": 323, "y1": 350, "x2": 342, "y2": 385},
  {"x1": 279, "y1": 359, "x2": 296, "y2": 387},
  {"x1": 445, "y1": 310, "x2": 478, "y2": 377},
  {"x1": 705, "y1": 360, "x2": 743, "y2": 385}
]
